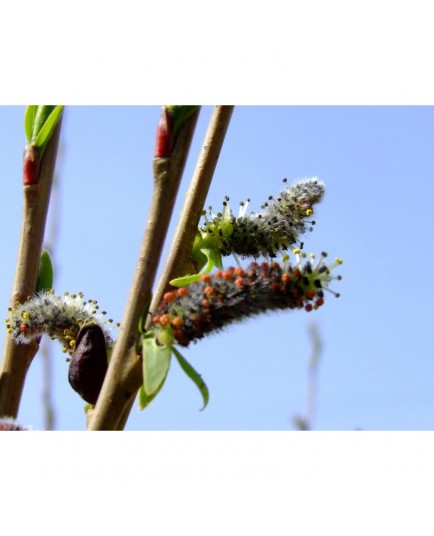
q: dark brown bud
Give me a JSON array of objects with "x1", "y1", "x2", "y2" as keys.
[
  {"x1": 68, "y1": 324, "x2": 108, "y2": 405},
  {"x1": 23, "y1": 144, "x2": 41, "y2": 185}
]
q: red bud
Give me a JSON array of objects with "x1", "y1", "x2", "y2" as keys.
[
  {"x1": 23, "y1": 145, "x2": 41, "y2": 185},
  {"x1": 154, "y1": 108, "x2": 173, "y2": 158}
]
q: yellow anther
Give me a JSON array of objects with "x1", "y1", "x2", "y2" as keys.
[
  {"x1": 292, "y1": 248, "x2": 301, "y2": 254},
  {"x1": 336, "y1": 258, "x2": 343, "y2": 264},
  {"x1": 69, "y1": 340, "x2": 76, "y2": 348},
  {"x1": 305, "y1": 208, "x2": 313, "y2": 216},
  {"x1": 22, "y1": 312, "x2": 30, "y2": 320}
]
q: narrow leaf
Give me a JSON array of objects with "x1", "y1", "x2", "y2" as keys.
[
  {"x1": 138, "y1": 293, "x2": 152, "y2": 335},
  {"x1": 36, "y1": 250, "x2": 54, "y2": 292},
  {"x1": 172, "y1": 346, "x2": 209, "y2": 410},
  {"x1": 200, "y1": 248, "x2": 223, "y2": 270},
  {"x1": 170, "y1": 272, "x2": 203, "y2": 287},
  {"x1": 33, "y1": 106, "x2": 64, "y2": 154},
  {"x1": 31, "y1": 106, "x2": 56, "y2": 141},
  {"x1": 24, "y1": 106, "x2": 38, "y2": 143},
  {"x1": 170, "y1": 248, "x2": 222, "y2": 287}
]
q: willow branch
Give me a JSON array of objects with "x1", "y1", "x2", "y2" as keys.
[
  {"x1": 87, "y1": 109, "x2": 200, "y2": 431},
  {"x1": 148, "y1": 105, "x2": 234, "y2": 316},
  {"x1": 115, "y1": 106, "x2": 234, "y2": 431},
  {"x1": 0, "y1": 119, "x2": 63, "y2": 418}
]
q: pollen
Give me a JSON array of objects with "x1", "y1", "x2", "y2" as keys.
[
  {"x1": 177, "y1": 287, "x2": 189, "y2": 298},
  {"x1": 5, "y1": 290, "x2": 118, "y2": 355},
  {"x1": 151, "y1": 254, "x2": 342, "y2": 347},
  {"x1": 163, "y1": 291, "x2": 177, "y2": 303}
]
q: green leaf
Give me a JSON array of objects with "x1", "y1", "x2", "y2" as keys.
[
  {"x1": 36, "y1": 250, "x2": 54, "y2": 292},
  {"x1": 170, "y1": 248, "x2": 222, "y2": 287},
  {"x1": 138, "y1": 385, "x2": 157, "y2": 410},
  {"x1": 138, "y1": 293, "x2": 152, "y2": 335},
  {"x1": 31, "y1": 106, "x2": 56, "y2": 140},
  {"x1": 140, "y1": 335, "x2": 172, "y2": 409},
  {"x1": 172, "y1": 345, "x2": 209, "y2": 410},
  {"x1": 24, "y1": 106, "x2": 38, "y2": 143},
  {"x1": 33, "y1": 106, "x2": 64, "y2": 154},
  {"x1": 201, "y1": 248, "x2": 223, "y2": 270},
  {"x1": 170, "y1": 272, "x2": 203, "y2": 287}
]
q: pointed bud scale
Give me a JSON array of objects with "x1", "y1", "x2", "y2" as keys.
[
  {"x1": 23, "y1": 144, "x2": 41, "y2": 185},
  {"x1": 154, "y1": 107, "x2": 173, "y2": 158},
  {"x1": 68, "y1": 324, "x2": 108, "y2": 405}
]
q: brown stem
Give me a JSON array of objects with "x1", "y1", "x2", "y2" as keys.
[
  {"x1": 115, "y1": 106, "x2": 234, "y2": 431},
  {"x1": 0, "y1": 118, "x2": 63, "y2": 418},
  {"x1": 87, "y1": 109, "x2": 200, "y2": 431},
  {"x1": 148, "y1": 105, "x2": 235, "y2": 316}
]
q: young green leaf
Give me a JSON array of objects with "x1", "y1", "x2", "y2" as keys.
[
  {"x1": 172, "y1": 345, "x2": 209, "y2": 410},
  {"x1": 140, "y1": 334, "x2": 172, "y2": 408},
  {"x1": 31, "y1": 106, "x2": 56, "y2": 139},
  {"x1": 170, "y1": 248, "x2": 222, "y2": 287},
  {"x1": 33, "y1": 106, "x2": 64, "y2": 154},
  {"x1": 138, "y1": 385, "x2": 158, "y2": 410},
  {"x1": 24, "y1": 106, "x2": 38, "y2": 143},
  {"x1": 138, "y1": 293, "x2": 153, "y2": 335},
  {"x1": 36, "y1": 250, "x2": 54, "y2": 292}
]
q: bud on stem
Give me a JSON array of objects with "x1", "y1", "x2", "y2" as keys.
[
  {"x1": 23, "y1": 144, "x2": 41, "y2": 185},
  {"x1": 154, "y1": 107, "x2": 173, "y2": 158}
]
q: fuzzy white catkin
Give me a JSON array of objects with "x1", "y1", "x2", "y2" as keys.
[
  {"x1": 5, "y1": 291, "x2": 116, "y2": 354},
  {"x1": 200, "y1": 177, "x2": 325, "y2": 258}
]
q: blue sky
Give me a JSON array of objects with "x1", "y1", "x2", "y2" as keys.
[{"x1": 1, "y1": 105, "x2": 434, "y2": 430}]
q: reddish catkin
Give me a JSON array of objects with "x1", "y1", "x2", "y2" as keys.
[{"x1": 152, "y1": 255, "x2": 342, "y2": 347}]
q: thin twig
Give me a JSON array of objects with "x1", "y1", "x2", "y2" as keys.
[
  {"x1": 0, "y1": 118, "x2": 63, "y2": 418},
  {"x1": 87, "y1": 110, "x2": 200, "y2": 431},
  {"x1": 293, "y1": 322, "x2": 322, "y2": 431},
  {"x1": 148, "y1": 106, "x2": 235, "y2": 317},
  {"x1": 115, "y1": 106, "x2": 234, "y2": 431}
]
